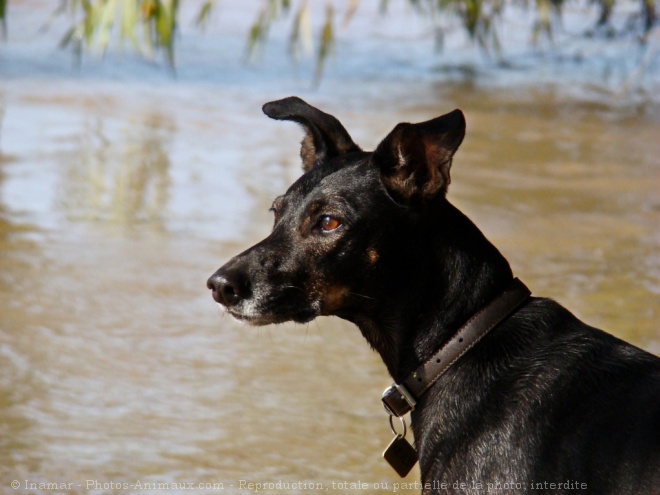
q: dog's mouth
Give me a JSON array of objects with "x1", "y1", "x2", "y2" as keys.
[
  {"x1": 222, "y1": 306, "x2": 281, "y2": 326},
  {"x1": 221, "y1": 301, "x2": 319, "y2": 326},
  {"x1": 224, "y1": 308, "x2": 281, "y2": 326},
  {"x1": 207, "y1": 270, "x2": 322, "y2": 326}
]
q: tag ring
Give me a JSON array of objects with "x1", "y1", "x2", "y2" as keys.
[{"x1": 388, "y1": 414, "x2": 407, "y2": 438}]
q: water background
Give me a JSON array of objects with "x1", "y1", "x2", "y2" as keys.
[{"x1": 1, "y1": 1, "x2": 659, "y2": 494}]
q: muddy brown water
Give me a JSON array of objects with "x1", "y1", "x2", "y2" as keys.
[{"x1": 1, "y1": 2, "x2": 659, "y2": 494}]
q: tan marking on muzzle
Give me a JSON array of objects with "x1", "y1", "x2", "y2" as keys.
[
  {"x1": 322, "y1": 285, "x2": 350, "y2": 314},
  {"x1": 366, "y1": 247, "x2": 379, "y2": 266}
]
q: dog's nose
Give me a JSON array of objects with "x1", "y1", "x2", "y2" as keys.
[{"x1": 207, "y1": 269, "x2": 248, "y2": 307}]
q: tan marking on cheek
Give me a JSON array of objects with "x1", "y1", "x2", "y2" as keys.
[
  {"x1": 322, "y1": 285, "x2": 349, "y2": 314},
  {"x1": 366, "y1": 247, "x2": 379, "y2": 266}
]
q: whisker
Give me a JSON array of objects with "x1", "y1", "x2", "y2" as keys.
[
  {"x1": 280, "y1": 285, "x2": 305, "y2": 292},
  {"x1": 347, "y1": 291, "x2": 377, "y2": 301}
]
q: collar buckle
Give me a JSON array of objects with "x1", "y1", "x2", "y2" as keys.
[{"x1": 382, "y1": 383, "x2": 417, "y2": 417}]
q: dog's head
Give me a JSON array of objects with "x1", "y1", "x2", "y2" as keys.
[{"x1": 207, "y1": 97, "x2": 465, "y2": 327}]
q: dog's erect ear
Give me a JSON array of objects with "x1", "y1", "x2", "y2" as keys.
[
  {"x1": 373, "y1": 109, "x2": 465, "y2": 202},
  {"x1": 263, "y1": 96, "x2": 361, "y2": 172}
]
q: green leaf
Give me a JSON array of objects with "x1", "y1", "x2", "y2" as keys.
[
  {"x1": 245, "y1": 1, "x2": 280, "y2": 61},
  {"x1": 288, "y1": 1, "x2": 312, "y2": 60},
  {"x1": 195, "y1": 1, "x2": 214, "y2": 29},
  {"x1": 59, "y1": 25, "x2": 79, "y2": 49},
  {"x1": 342, "y1": 0, "x2": 358, "y2": 26},
  {"x1": 314, "y1": 4, "x2": 334, "y2": 86},
  {"x1": 246, "y1": 21, "x2": 263, "y2": 59},
  {"x1": 97, "y1": 0, "x2": 118, "y2": 54},
  {"x1": 120, "y1": 0, "x2": 139, "y2": 49},
  {"x1": 0, "y1": 0, "x2": 7, "y2": 39},
  {"x1": 379, "y1": 0, "x2": 389, "y2": 15}
]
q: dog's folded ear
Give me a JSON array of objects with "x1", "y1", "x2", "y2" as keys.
[
  {"x1": 263, "y1": 97, "x2": 361, "y2": 172},
  {"x1": 373, "y1": 109, "x2": 465, "y2": 202}
]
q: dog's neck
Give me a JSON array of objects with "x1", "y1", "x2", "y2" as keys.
[{"x1": 348, "y1": 201, "x2": 513, "y2": 382}]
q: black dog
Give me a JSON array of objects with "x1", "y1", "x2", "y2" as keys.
[{"x1": 207, "y1": 97, "x2": 660, "y2": 494}]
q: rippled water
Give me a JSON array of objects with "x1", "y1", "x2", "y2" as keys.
[{"x1": 1, "y1": 1, "x2": 659, "y2": 494}]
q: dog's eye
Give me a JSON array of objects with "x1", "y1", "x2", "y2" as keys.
[{"x1": 319, "y1": 215, "x2": 341, "y2": 232}]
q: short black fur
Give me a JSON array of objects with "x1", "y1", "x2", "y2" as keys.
[{"x1": 207, "y1": 97, "x2": 660, "y2": 494}]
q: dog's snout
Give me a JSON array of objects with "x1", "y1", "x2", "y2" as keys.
[{"x1": 207, "y1": 269, "x2": 249, "y2": 307}]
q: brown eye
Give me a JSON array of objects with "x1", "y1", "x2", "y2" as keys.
[{"x1": 320, "y1": 215, "x2": 341, "y2": 232}]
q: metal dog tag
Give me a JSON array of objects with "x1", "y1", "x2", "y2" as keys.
[{"x1": 383, "y1": 435, "x2": 418, "y2": 477}]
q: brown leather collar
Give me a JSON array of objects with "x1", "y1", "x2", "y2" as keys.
[{"x1": 382, "y1": 278, "x2": 531, "y2": 418}]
